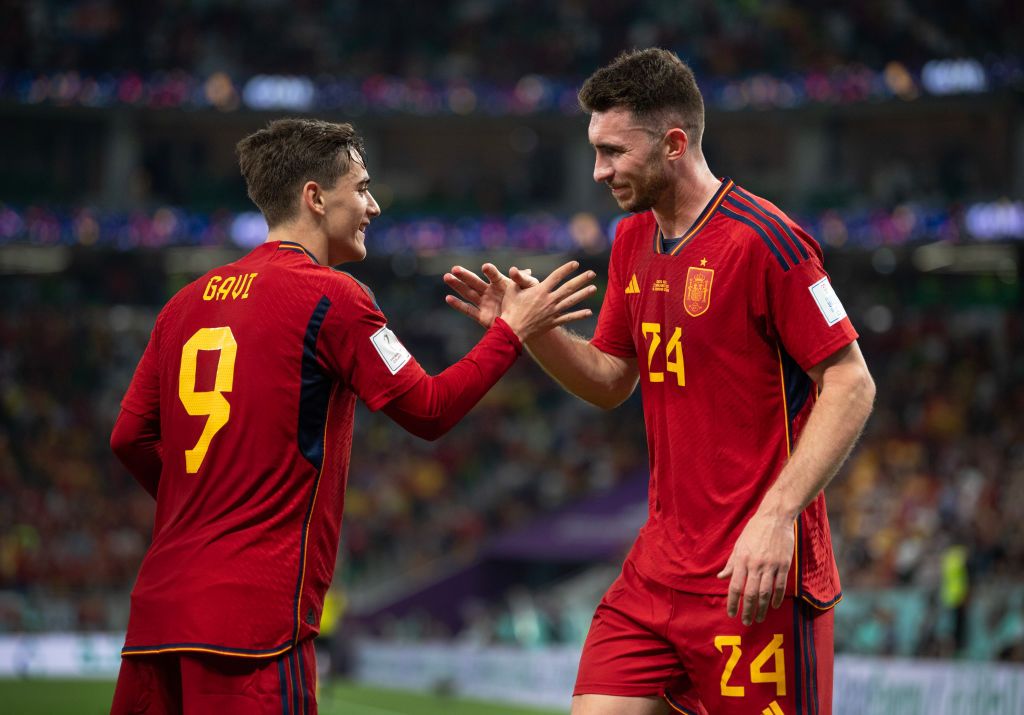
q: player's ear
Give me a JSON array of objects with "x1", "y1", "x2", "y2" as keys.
[
  {"x1": 664, "y1": 128, "x2": 688, "y2": 161},
  {"x1": 302, "y1": 181, "x2": 325, "y2": 216}
]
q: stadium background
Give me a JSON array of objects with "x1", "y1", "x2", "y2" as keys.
[{"x1": 1, "y1": 1, "x2": 1022, "y2": 713}]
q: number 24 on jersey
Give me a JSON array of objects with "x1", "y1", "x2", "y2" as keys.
[{"x1": 641, "y1": 321, "x2": 685, "y2": 386}]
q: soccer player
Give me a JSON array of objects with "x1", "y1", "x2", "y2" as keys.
[
  {"x1": 108, "y1": 118, "x2": 596, "y2": 715},
  {"x1": 445, "y1": 49, "x2": 875, "y2": 715}
]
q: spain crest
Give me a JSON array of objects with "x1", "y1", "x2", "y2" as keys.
[{"x1": 683, "y1": 266, "x2": 714, "y2": 317}]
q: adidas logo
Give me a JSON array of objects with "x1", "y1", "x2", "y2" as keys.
[
  {"x1": 625, "y1": 274, "x2": 640, "y2": 294},
  {"x1": 762, "y1": 701, "x2": 785, "y2": 715}
]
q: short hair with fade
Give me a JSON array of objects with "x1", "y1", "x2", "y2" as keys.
[
  {"x1": 236, "y1": 118, "x2": 366, "y2": 228},
  {"x1": 578, "y1": 48, "x2": 705, "y2": 147}
]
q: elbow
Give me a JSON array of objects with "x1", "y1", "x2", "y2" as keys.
[
  {"x1": 399, "y1": 417, "x2": 451, "y2": 442},
  {"x1": 588, "y1": 375, "x2": 638, "y2": 410},
  {"x1": 853, "y1": 367, "x2": 876, "y2": 422},
  {"x1": 412, "y1": 425, "x2": 447, "y2": 442},
  {"x1": 590, "y1": 392, "x2": 631, "y2": 410},
  {"x1": 110, "y1": 423, "x2": 131, "y2": 461}
]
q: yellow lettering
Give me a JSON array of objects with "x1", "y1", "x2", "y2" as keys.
[
  {"x1": 641, "y1": 322, "x2": 663, "y2": 382},
  {"x1": 178, "y1": 327, "x2": 237, "y2": 473},
  {"x1": 715, "y1": 636, "x2": 745, "y2": 697},
  {"x1": 665, "y1": 327, "x2": 685, "y2": 386},
  {"x1": 231, "y1": 273, "x2": 248, "y2": 299},
  {"x1": 241, "y1": 272, "x2": 257, "y2": 299},
  {"x1": 641, "y1": 321, "x2": 686, "y2": 387},
  {"x1": 203, "y1": 275, "x2": 222, "y2": 301},
  {"x1": 750, "y1": 634, "x2": 786, "y2": 697},
  {"x1": 215, "y1": 276, "x2": 236, "y2": 301}
]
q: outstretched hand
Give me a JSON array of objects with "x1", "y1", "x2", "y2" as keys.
[{"x1": 443, "y1": 263, "x2": 510, "y2": 329}]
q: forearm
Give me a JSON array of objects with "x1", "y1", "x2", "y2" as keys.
[
  {"x1": 758, "y1": 367, "x2": 875, "y2": 520},
  {"x1": 110, "y1": 408, "x2": 162, "y2": 499},
  {"x1": 524, "y1": 327, "x2": 638, "y2": 409},
  {"x1": 383, "y1": 317, "x2": 521, "y2": 440}
]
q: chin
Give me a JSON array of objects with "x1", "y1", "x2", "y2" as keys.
[
  {"x1": 330, "y1": 240, "x2": 367, "y2": 266},
  {"x1": 623, "y1": 195, "x2": 655, "y2": 213}
]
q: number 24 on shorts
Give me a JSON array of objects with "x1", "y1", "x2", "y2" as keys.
[
  {"x1": 715, "y1": 633, "x2": 786, "y2": 697},
  {"x1": 178, "y1": 326, "x2": 237, "y2": 474}
]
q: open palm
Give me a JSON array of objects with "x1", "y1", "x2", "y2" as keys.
[{"x1": 443, "y1": 263, "x2": 512, "y2": 328}]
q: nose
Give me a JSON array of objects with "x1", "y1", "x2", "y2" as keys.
[
  {"x1": 593, "y1": 155, "x2": 613, "y2": 184},
  {"x1": 367, "y1": 191, "x2": 381, "y2": 218}
]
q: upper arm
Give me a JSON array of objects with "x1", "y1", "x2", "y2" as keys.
[
  {"x1": 121, "y1": 314, "x2": 162, "y2": 422},
  {"x1": 110, "y1": 407, "x2": 162, "y2": 498},
  {"x1": 590, "y1": 228, "x2": 638, "y2": 361},
  {"x1": 757, "y1": 220, "x2": 859, "y2": 373},
  {"x1": 317, "y1": 276, "x2": 424, "y2": 411}
]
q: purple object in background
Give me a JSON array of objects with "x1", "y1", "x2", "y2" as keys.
[
  {"x1": 349, "y1": 476, "x2": 649, "y2": 630},
  {"x1": 487, "y1": 476, "x2": 648, "y2": 561}
]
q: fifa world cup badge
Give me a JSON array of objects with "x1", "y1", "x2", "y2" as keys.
[{"x1": 683, "y1": 266, "x2": 714, "y2": 317}]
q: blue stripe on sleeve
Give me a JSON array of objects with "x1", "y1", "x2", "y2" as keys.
[
  {"x1": 720, "y1": 206, "x2": 791, "y2": 271},
  {"x1": 733, "y1": 187, "x2": 811, "y2": 261},
  {"x1": 724, "y1": 195, "x2": 800, "y2": 266}
]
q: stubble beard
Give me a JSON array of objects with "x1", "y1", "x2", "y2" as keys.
[{"x1": 617, "y1": 163, "x2": 671, "y2": 214}]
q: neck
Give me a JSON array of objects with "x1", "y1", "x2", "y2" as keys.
[
  {"x1": 266, "y1": 223, "x2": 327, "y2": 265},
  {"x1": 651, "y1": 159, "x2": 721, "y2": 239}
]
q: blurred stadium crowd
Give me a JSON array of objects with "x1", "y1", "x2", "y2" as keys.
[
  {"x1": 1, "y1": 0, "x2": 1022, "y2": 666},
  {"x1": 4, "y1": 0, "x2": 1019, "y2": 80},
  {"x1": 1, "y1": 256, "x2": 1022, "y2": 661},
  {"x1": 2, "y1": 0, "x2": 1020, "y2": 230}
]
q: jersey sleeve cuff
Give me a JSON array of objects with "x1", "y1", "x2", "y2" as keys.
[
  {"x1": 491, "y1": 317, "x2": 523, "y2": 355},
  {"x1": 590, "y1": 336, "x2": 636, "y2": 359},
  {"x1": 795, "y1": 327, "x2": 859, "y2": 373}
]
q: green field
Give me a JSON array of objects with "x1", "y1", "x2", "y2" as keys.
[{"x1": 0, "y1": 678, "x2": 565, "y2": 715}]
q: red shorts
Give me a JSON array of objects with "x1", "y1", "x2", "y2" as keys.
[
  {"x1": 575, "y1": 560, "x2": 834, "y2": 715},
  {"x1": 110, "y1": 638, "x2": 317, "y2": 715}
]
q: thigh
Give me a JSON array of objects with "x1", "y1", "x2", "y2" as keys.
[
  {"x1": 110, "y1": 655, "x2": 182, "y2": 715},
  {"x1": 575, "y1": 562, "x2": 706, "y2": 715},
  {"x1": 179, "y1": 640, "x2": 318, "y2": 715},
  {"x1": 669, "y1": 594, "x2": 834, "y2": 715},
  {"x1": 571, "y1": 694, "x2": 670, "y2": 715}
]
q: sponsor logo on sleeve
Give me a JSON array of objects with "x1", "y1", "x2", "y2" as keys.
[
  {"x1": 370, "y1": 326, "x2": 412, "y2": 375},
  {"x1": 808, "y1": 277, "x2": 848, "y2": 326}
]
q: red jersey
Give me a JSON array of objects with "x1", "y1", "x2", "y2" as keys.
[
  {"x1": 591, "y1": 180, "x2": 858, "y2": 608},
  {"x1": 119, "y1": 241, "x2": 427, "y2": 657}
]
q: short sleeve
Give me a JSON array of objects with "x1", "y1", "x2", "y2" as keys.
[
  {"x1": 764, "y1": 227, "x2": 858, "y2": 371},
  {"x1": 318, "y1": 276, "x2": 424, "y2": 411},
  {"x1": 591, "y1": 230, "x2": 637, "y2": 358},
  {"x1": 121, "y1": 315, "x2": 162, "y2": 421}
]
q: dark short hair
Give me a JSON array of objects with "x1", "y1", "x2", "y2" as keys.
[
  {"x1": 236, "y1": 119, "x2": 365, "y2": 228},
  {"x1": 578, "y1": 48, "x2": 705, "y2": 146}
]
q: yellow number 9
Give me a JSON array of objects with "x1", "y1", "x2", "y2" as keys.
[{"x1": 178, "y1": 327, "x2": 237, "y2": 474}]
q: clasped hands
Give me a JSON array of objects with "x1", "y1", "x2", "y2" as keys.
[{"x1": 444, "y1": 261, "x2": 595, "y2": 342}]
